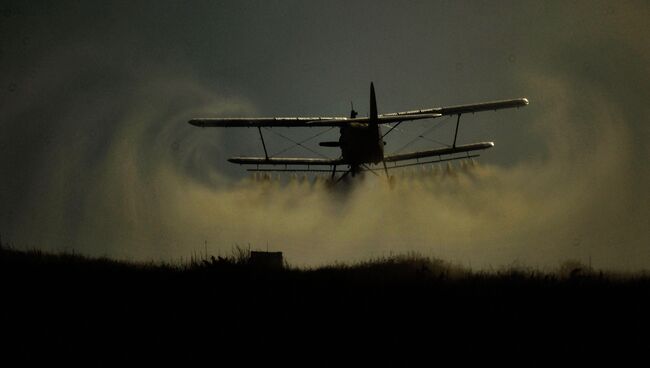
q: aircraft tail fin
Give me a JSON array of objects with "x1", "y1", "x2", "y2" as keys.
[{"x1": 369, "y1": 82, "x2": 378, "y2": 123}]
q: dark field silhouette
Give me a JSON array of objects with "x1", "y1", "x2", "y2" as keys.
[{"x1": 2, "y1": 244, "x2": 649, "y2": 364}]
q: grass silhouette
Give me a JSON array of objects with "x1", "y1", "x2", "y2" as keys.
[{"x1": 1, "y1": 242, "x2": 649, "y2": 363}]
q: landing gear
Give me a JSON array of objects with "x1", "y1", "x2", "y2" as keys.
[{"x1": 334, "y1": 165, "x2": 360, "y2": 184}]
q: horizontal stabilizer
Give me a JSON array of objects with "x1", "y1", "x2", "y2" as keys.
[
  {"x1": 319, "y1": 141, "x2": 340, "y2": 147},
  {"x1": 384, "y1": 142, "x2": 494, "y2": 163}
]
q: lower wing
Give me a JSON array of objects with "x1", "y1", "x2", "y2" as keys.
[
  {"x1": 228, "y1": 142, "x2": 493, "y2": 167},
  {"x1": 228, "y1": 157, "x2": 345, "y2": 166},
  {"x1": 383, "y1": 142, "x2": 494, "y2": 163}
]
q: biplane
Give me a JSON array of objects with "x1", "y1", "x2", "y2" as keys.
[{"x1": 188, "y1": 83, "x2": 528, "y2": 182}]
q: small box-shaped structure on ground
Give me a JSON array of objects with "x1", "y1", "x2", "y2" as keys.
[{"x1": 249, "y1": 251, "x2": 283, "y2": 270}]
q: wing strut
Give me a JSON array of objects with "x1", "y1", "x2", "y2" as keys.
[
  {"x1": 381, "y1": 121, "x2": 404, "y2": 139},
  {"x1": 382, "y1": 160, "x2": 390, "y2": 179},
  {"x1": 336, "y1": 168, "x2": 352, "y2": 183},
  {"x1": 257, "y1": 127, "x2": 269, "y2": 160},
  {"x1": 452, "y1": 114, "x2": 461, "y2": 148}
]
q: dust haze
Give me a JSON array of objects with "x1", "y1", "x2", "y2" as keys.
[{"x1": 1, "y1": 1, "x2": 648, "y2": 270}]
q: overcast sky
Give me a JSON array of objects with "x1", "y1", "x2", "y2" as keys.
[{"x1": 1, "y1": 1, "x2": 648, "y2": 269}]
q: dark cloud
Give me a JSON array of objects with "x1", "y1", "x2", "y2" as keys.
[{"x1": 0, "y1": 1, "x2": 648, "y2": 269}]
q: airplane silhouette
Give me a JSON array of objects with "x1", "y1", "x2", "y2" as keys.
[{"x1": 189, "y1": 83, "x2": 528, "y2": 181}]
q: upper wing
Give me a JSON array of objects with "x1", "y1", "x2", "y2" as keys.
[
  {"x1": 381, "y1": 98, "x2": 529, "y2": 118},
  {"x1": 188, "y1": 117, "x2": 347, "y2": 128},
  {"x1": 188, "y1": 98, "x2": 527, "y2": 127},
  {"x1": 188, "y1": 113, "x2": 442, "y2": 128}
]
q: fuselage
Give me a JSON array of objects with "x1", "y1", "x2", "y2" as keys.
[{"x1": 339, "y1": 123, "x2": 384, "y2": 166}]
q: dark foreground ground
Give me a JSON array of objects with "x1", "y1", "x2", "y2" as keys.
[{"x1": 2, "y1": 245, "x2": 650, "y2": 365}]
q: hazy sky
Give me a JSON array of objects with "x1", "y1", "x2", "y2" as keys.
[{"x1": 1, "y1": 1, "x2": 648, "y2": 269}]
